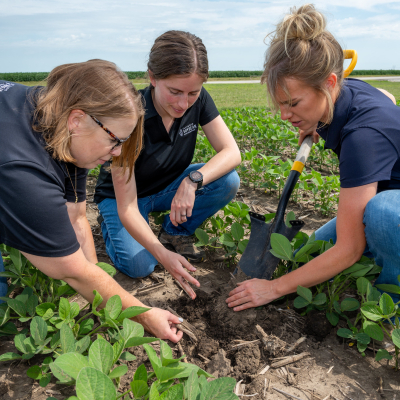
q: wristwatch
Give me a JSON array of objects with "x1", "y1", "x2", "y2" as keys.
[{"x1": 187, "y1": 170, "x2": 203, "y2": 190}]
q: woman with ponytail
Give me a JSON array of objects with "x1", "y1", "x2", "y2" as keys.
[{"x1": 227, "y1": 4, "x2": 400, "y2": 310}]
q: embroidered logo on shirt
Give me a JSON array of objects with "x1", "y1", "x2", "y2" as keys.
[
  {"x1": 0, "y1": 82, "x2": 15, "y2": 92},
  {"x1": 179, "y1": 123, "x2": 197, "y2": 137}
]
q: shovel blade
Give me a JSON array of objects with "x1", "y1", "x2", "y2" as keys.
[{"x1": 238, "y1": 212, "x2": 304, "y2": 280}]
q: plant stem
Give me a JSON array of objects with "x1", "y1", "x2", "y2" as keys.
[{"x1": 116, "y1": 389, "x2": 132, "y2": 399}]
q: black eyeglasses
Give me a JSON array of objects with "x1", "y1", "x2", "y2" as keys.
[{"x1": 89, "y1": 115, "x2": 131, "y2": 150}]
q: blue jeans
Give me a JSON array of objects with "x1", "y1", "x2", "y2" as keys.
[
  {"x1": 98, "y1": 164, "x2": 240, "y2": 278},
  {"x1": 0, "y1": 252, "x2": 8, "y2": 301},
  {"x1": 315, "y1": 190, "x2": 400, "y2": 303}
]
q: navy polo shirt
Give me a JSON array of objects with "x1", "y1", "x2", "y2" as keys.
[
  {"x1": 0, "y1": 81, "x2": 87, "y2": 257},
  {"x1": 317, "y1": 78, "x2": 400, "y2": 191},
  {"x1": 94, "y1": 85, "x2": 219, "y2": 202}
]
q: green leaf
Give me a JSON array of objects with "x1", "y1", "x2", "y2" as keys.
[
  {"x1": 69, "y1": 303, "x2": 80, "y2": 319},
  {"x1": 285, "y1": 211, "x2": 296, "y2": 227},
  {"x1": 154, "y1": 366, "x2": 185, "y2": 382},
  {"x1": 7, "y1": 299, "x2": 26, "y2": 317},
  {"x1": 112, "y1": 338, "x2": 125, "y2": 364},
  {"x1": 9, "y1": 248, "x2": 23, "y2": 274},
  {"x1": 270, "y1": 233, "x2": 293, "y2": 260},
  {"x1": 312, "y1": 293, "x2": 327, "y2": 306},
  {"x1": 36, "y1": 303, "x2": 56, "y2": 317},
  {"x1": 143, "y1": 344, "x2": 162, "y2": 371},
  {"x1": 24, "y1": 336, "x2": 37, "y2": 353},
  {"x1": 0, "y1": 307, "x2": 10, "y2": 327},
  {"x1": 174, "y1": 363, "x2": 213, "y2": 379},
  {"x1": 131, "y1": 380, "x2": 149, "y2": 398},
  {"x1": 391, "y1": 329, "x2": 400, "y2": 348},
  {"x1": 375, "y1": 284, "x2": 400, "y2": 295},
  {"x1": 356, "y1": 277, "x2": 372, "y2": 296},
  {"x1": 76, "y1": 367, "x2": 117, "y2": 400},
  {"x1": 120, "y1": 351, "x2": 136, "y2": 361},
  {"x1": 122, "y1": 318, "x2": 145, "y2": 345},
  {"x1": 49, "y1": 362, "x2": 74, "y2": 384},
  {"x1": 379, "y1": 293, "x2": 395, "y2": 316},
  {"x1": 337, "y1": 328, "x2": 353, "y2": 339},
  {"x1": 375, "y1": 348, "x2": 392, "y2": 362},
  {"x1": 75, "y1": 336, "x2": 91, "y2": 354},
  {"x1": 293, "y1": 296, "x2": 310, "y2": 309},
  {"x1": 0, "y1": 352, "x2": 22, "y2": 362},
  {"x1": 26, "y1": 295, "x2": 38, "y2": 317},
  {"x1": 355, "y1": 332, "x2": 371, "y2": 345},
  {"x1": 219, "y1": 233, "x2": 235, "y2": 247},
  {"x1": 53, "y1": 352, "x2": 89, "y2": 380},
  {"x1": 79, "y1": 318, "x2": 94, "y2": 335},
  {"x1": 96, "y1": 262, "x2": 117, "y2": 277},
  {"x1": 363, "y1": 321, "x2": 384, "y2": 341},
  {"x1": 361, "y1": 305, "x2": 384, "y2": 321},
  {"x1": 195, "y1": 229, "x2": 209, "y2": 246},
  {"x1": 14, "y1": 333, "x2": 28, "y2": 353},
  {"x1": 92, "y1": 290, "x2": 103, "y2": 312},
  {"x1": 117, "y1": 306, "x2": 150, "y2": 322},
  {"x1": 199, "y1": 377, "x2": 238, "y2": 400},
  {"x1": 296, "y1": 286, "x2": 312, "y2": 303},
  {"x1": 59, "y1": 298, "x2": 71, "y2": 320},
  {"x1": 238, "y1": 240, "x2": 248, "y2": 253},
  {"x1": 326, "y1": 312, "x2": 339, "y2": 326},
  {"x1": 134, "y1": 363, "x2": 148, "y2": 382},
  {"x1": 160, "y1": 383, "x2": 184, "y2": 400},
  {"x1": 60, "y1": 324, "x2": 76, "y2": 354},
  {"x1": 105, "y1": 295, "x2": 122, "y2": 320},
  {"x1": 27, "y1": 365, "x2": 42, "y2": 379},
  {"x1": 149, "y1": 383, "x2": 160, "y2": 400},
  {"x1": 39, "y1": 374, "x2": 52, "y2": 387},
  {"x1": 30, "y1": 316, "x2": 48, "y2": 346},
  {"x1": 184, "y1": 370, "x2": 200, "y2": 400},
  {"x1": 89, "y1": 337, "x2": 114, "y2": 375},
  {"x1": 230, "y1": 222, "x2": 244, "y2": 241},
  {"x1": 108, "y1": 364, "x2": 128, "y2": 380},
  {"x1": 340, "y1": 298, "x2": 360, "y2": 312}
]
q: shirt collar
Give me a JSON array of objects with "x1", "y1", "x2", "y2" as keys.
[
  {"x1": 142, "y1": 86, "x2": 158, "y2": 121},
  {"x1": 316, "y1": 80, "x2": 353, "y2": 152}
]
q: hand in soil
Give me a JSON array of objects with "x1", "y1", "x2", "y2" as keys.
[
  {"x1": 226, "y1": 278, "x2": 278, "y2": 311},
  {"x1": 135, "y1": 307, "x2": 184, "y2": 342},
  {"x1": 159, "y1": 250, "x2": 200, "y2": 299}
]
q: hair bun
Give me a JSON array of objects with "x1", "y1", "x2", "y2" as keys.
[{"x1": 276, "y1": 4, "x2": 326, "y2": 42}]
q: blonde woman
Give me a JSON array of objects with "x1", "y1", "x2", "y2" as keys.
[
  {"x1": 0, "y1": 60, "x2": 183, "y2": 342},
  {"x1": 227, "y1": 4, "x2": 400, "y2": 310}
]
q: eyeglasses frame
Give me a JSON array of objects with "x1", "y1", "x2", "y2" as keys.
[{"x1": 89, "y1": 115, "x2": 131, "y2": 150}]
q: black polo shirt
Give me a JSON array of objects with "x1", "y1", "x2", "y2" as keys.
[
  {"x1": 94, "y1": 86, "x2": 219, "y2": 202},
  {"x1": 0, "y1": 81, "x2": 87, "y2": 257},
  {"x1": 317, "y1": 78, "x2": 400, "y2": 192}
]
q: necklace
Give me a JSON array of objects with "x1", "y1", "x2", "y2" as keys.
[{"x1": 66, "y1": 165, "x2": 78, "y2": 203}]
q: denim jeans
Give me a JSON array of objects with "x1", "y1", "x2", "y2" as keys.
[
  {"x1": 98, "y1": 164, "x2": 240, "y2": 278},
  {"x1": 315, "y1": 190, "x2": 400, "y2": 303},
  {"x1": 0, "y1": 252, "x2": 8, "y2": 301}
]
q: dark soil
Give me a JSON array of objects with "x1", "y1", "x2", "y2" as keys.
[{"x1": 1, "y1": 181, "x2": 399, "y2": 399}]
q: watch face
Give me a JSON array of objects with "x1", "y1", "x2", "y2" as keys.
[{"x1": 190, "y1": 171, "x2": 202, "y2": 182}]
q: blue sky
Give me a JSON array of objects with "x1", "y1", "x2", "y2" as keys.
[{"x1": 2, "y1": 0, "x2": 400, "y2": 72}]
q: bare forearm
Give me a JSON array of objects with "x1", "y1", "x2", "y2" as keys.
[
  {"x1": 197, "y1": 147, "x2": 240, "y2": 185},
  {"x1": 275, "y1": 244, "x2": 360, "y2": 297},
  {"x1": 71, "y1": 216, "x2": 98, "y2": 264}
]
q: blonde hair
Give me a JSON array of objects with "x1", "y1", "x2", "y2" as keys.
[
  {"x1": 33, "y1": 59, "x2": 144, "y2": 181},
  {"x1": 261, "y1": 4, "x2": 344, "y2": 123}
]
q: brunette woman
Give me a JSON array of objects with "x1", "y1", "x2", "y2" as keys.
[{"x1": 95, "y1": 31, "x2": 241, "y2": 298}]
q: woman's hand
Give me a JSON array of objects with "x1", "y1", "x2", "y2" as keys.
[
  {"x1": 298, "y1": 127, "x2": 320, "y2": 145},
  {"x1": 170, "y1": 178, "x2": 197, "y2": 226},
  {"x1": 136, "y1": 308, "x2": 184, "y2": 343},
  {"x1": 226, "y1": 279, "x2": 279, "y2": 311},
  {"x1": 158, "y1": 248, "x2": 200, "y2": 299}
]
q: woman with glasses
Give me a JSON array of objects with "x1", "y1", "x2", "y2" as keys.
[
  {"x1": 227, "y1": 4, "x2": 400, "y2": 311},
  {"x1": 95, "y1": 31, "x2": 241, "y2": 298},
  {"x1": 0, "y1": 60, "x2": 184, "y2": 342}
]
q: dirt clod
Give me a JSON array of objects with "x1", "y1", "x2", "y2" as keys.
[{"x1": 207, "y1": 349, "x2": 232, "y2": 378}]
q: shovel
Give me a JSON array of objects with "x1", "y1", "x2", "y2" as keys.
[
  {"x1": 237, "y1": 49, "x2": 358, "y2": 280},
  {"x1": 238, "y1": 135, "x2": 313, "y2": 280}
]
